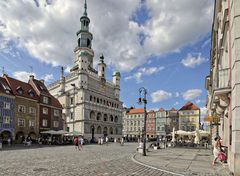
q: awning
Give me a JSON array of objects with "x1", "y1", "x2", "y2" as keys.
[
  {"x1": 40, "y1": 130, "x2": 57, "y2": 134},
  {"x1": 64, "y1": 130, "x2": 82, "y2": 136}
]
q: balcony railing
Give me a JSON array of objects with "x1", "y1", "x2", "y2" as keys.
[{"x1": 213, "y1": 68, "x2": 230, "y2": 90}]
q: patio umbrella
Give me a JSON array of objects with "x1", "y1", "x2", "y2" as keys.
[
  {"x1": 55, "y1": 130, "x2": 69, "y2": 135},
  {"x1": 194, "y1": 128, "x2": 200, "y2": 144},
  {"x1": 40, "y1": 130, "x2": 57, "y2": 134},
  {"x1": 171, "y1": 127, "x2": 176, "y2": 142}
]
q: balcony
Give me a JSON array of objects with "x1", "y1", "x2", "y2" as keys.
[{"x1": 211, "y1": 68, "x2": 231, "y2": 115}]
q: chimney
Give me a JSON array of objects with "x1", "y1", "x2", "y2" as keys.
[
  {"x1": 40, "y1": 79, "x2": 44, "y2": 84},
  {"x1": 29, "y1": 75, "x2": 34, "y2": 81}
]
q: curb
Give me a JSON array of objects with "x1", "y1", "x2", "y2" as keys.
[{"x1": 131, "y1": 153, "x2": 185, "y2": 176}]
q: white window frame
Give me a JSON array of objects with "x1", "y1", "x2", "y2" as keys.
[
  {"x1": 42, "y1": 108, "x2": 48, "y2": 115},
  {"x1": 29, "y1": 120, "x2": 35, "y2": 127},
  {"x1": 18, "y1": 118, "x2": 25, "y2": 127},
  {"x1": 43, "y1": 96, "x2": 49, "y2": 104},
  {"x1": 53, "y1": 121, "x2": 59, "y2": 128},
  {"x1": 29, "y1": 107, "x2": 36, "y2": 114},
  {"x1": 3, "y1": 102, "x2": 11, "y2": 109},
  {"x1": 4, "y1": 116, "x2": 10, "y2": 124},
  {"x1": 18, "y1": 105, "x2": 26, "y2": 113},
  {"x1": 54, "y1": 109, "x2": 59, "y2": 116},
  {"x1": 42, "y1": 119, "x2": 48, "y2": 127}
]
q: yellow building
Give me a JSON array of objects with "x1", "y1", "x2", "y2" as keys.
[{"x1": 178, "y1": 102, "x2": 200, "y2": 131}]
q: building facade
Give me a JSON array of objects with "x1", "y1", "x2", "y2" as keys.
[
  {"x1": 165, "y1": 108, "x2": 179, "y2": 135},
  {"x1": 4, "y1": 75, "x2": 39, "y2": 143},
  {"x1": 48, "y1": 1, "x2": 123, "y2": 141},
  {"x1": 146, "y1": 110, "x2": 156, "y2": 138},
  {"x1": 0, "y1": 77, "x2": 15, "y2": 142},
  {"x1": 179, "y1": 102, "x2": 200, "y2": 132},
  {"x1": 155, "y1": 108, "x2": 166, "y2": 137},
  {"x1": 205, "y1": 0, "x2": 240, "y2": 174},
  {"x1": 122, "y1": 108, "x2": 144, "y2": 141},
  {"x1": 29, "y1": 76, "x2": 63, "y2": 133}
]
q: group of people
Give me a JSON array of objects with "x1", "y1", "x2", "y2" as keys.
[{"x1": 73, "y1": 136, "x2": 84, "y2": 151}]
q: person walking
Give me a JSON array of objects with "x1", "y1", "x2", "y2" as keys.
[
  {"x1": 0, "y1": 138, "x2": 2, "y2": 150},
  {"x1": 79, "y1": 136, "x2": 84, "y2": 150},
  {"x1": 7, "y1": 137, "x2": 11, "y2": 146},
  {"x1": 212, "y1": 136, "x2": 221, "y2": 166},
  {"x1": 100, "y1": 137, "x2": 103, "y2": 145},
  {"x1": 105, "y1": 136, "x2": 109, "y2": 146},
  {"x1": 73, "y1": 137, "x2": 79, "y2": 150},
  {"x1": 120, "y1": 137, "x2": 124, "y2": 146}
]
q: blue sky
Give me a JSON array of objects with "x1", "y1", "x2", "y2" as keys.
[{"x1": 0, "y1": 0, "x2": 214, "y2": 119}]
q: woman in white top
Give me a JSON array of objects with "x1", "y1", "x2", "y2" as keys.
[{"x1": 212, "y1": 136, "x2": 221, "y2": 166}]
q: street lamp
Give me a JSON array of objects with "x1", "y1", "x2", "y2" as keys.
[
  {"x1": 138, "y1": 87, "x2": 147, "y2": 156},
  {"x1": 71, "y1": 83, "x2": 76, "y2": 135}
]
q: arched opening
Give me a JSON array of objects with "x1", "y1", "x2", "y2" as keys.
[
  {"x1": 103, "y1": 114, "x2": 108, "y2": 121},
  {"x1": 15, "y1": 131, "x2": 25, "y2": 143},
  {"x1": 97, "y1": 126, "x2": 102, "y2": 134},
  {"x1": 109, "y1": 127, "x2": 113, "y2": 135},
  {"x1": 0, "y1": 130, "x2": 12, "y2": 143},
  {"x1": 114, "y1": 116, "x2": 118, "y2": 123},
  {"x1": 96, "y1": 112, "x2": 101, "y2": 121},
  {"x1": 91, "y1": 125, "x2": 95, "y2": 140},
  {"x1": 103, "y1": 127, "x2": 108, "y2": 137},
  {"x1": 90, "y1": 111, "x2": 95, "y2": 120},
  {"x1": 110, "y1": 115, "x2": 114, "y2": 122}
]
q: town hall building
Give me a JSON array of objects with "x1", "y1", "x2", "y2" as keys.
[{"x1": 48, "y1": 0, "x2": 123, "y2": 141}]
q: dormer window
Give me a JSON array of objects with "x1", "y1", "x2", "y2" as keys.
[
  {"x1": 43, "y1": 96, "x2": 49, "y2": 104},
  {"x1": 28, "y1": 90, "x2": 34, "y2": 97},
  {"x1": 16, "y1": 86, "x2": 23, "y2": 95}
]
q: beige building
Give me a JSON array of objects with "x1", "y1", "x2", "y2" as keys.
[
  {"x1": 178, "y1": 102, "x2": 200, "y2": 132},
  {"x1": 48, "y1": 1, "x2": 123, "y2": 141},
  {"x1": 205, "y1": 0, "x2": 240, "y2": 174},
  {"x1": 122, "y1": 108, "x2": 144, "y2": 141}
]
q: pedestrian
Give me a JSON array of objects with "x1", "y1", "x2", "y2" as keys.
[
  {"x1": 114, "y1": 137, "x2": 117, "y2": 143},
  {"x1": 7, "y1": 137, "x2": 11, "y2": 146},
  {"x1": 120, "y1": 137, "x2": 124, "y2": 146},
  {"x1": 79, "y1": 136, "x2": 84, "y2": 150},
  {"x1": 98, "y1": 137, "x2": 100, "y2": 145},
  {"x1": 105, "y1": 136, "x2": 109, "y2": 146},
  {"x1": 212, "y1": 136, "x2": 221, "y2": 166},
  {"x1": 74, "y1": 137, "x2": 79, "y2": 150},
  {"x1": 100, "y1": 137, "x2": 103, "y2": 145},
  {"x1": 0, "y1": 138, "x2": 2, "y2": 150}
]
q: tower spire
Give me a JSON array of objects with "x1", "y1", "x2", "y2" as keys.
[{"x1": 84, "y1": 0, "x2": 87, "y2": 16}]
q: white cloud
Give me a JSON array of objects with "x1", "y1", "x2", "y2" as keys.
[
  {"x1": 174, "y1": 101, "x2": 179, "y2": 105},
  {"x1": 182, "y1": 89, "x2": 202, "y2": 101},
  {"x1": 0, "y1": 0, "x2": 213, "y2": 72},
  {"x1": 41, "y1": 74, "x2": 54, "y2": 82},
  {"x1": 200, "y1": 106, "x2": 207, "y2": 119},
  {"x1": 125, "y1": 66, "x2": 164, "y2": 83},
  {"x1": 196, "y1": 99, "x2": 202, "y2": 104},
  {"x1": 151, "y1": 90, "x2": 172, "y2": 103},
  {"x1": 13, "y1": 71, "x2": 36, "y2": 82},
  {"x1": 181, "y1": 53, "x2": 208, "y2": 68},
  {"x1": 175, "y1": 92, "x2": 180, "y2": 97}
]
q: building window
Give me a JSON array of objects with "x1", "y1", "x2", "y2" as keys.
[
  {"x1": 54, "y1": 109, "x2": 59, "y2": 116},
  {"x1": 42, "y1": 119, "x2": 48, "y2": 127},
  {"x1": 29, "y1": 120, "x2": 35, "y2": 127},
  {"x1": 90, "y1": 95, "x2": 92, "y2": 101},
  {"x1": 53, "y1": 121, "x2": 59, "y2": 127},
  {"x1": 43, "y1": 96, "x2": 49, "y2": 104},
  {"x1": 3, "y1": 102, "x2": 11, "y2": 109},
  {"x1": 18, "y1": 105, "x2": 26, "y2": 113},
  {"x1": 4, "y1": 116, "x2": 10, "y2": 124},
  {"x1": 70, "y1": 112, "x2": 74, "y2": 120},
  {"x1": 29, "y1": 107, "x2": 36, "y2": 114},
  {"x1": 70, "y1": 97, "x2": 74, "y2": 105},
  {"x1": 18, "y1": 119, "x2": 25, "y2": 127},
  {"x1": 43, "y1": 108, "x2": 48, "y2": 115}
]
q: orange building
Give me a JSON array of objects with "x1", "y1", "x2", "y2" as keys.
[{"x1": 146, "y1": 110, "x2": 156, "y2": 139}]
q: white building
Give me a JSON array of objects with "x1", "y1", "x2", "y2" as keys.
[
  {"x1": 48, "y1": 1, "x2": 123, "y2": 141},
  {"x1": 205, "y1": 0, "x2": 240, "y2": 175}
]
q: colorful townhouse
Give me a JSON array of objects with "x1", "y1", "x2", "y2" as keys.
[
  {"x1": 0, "y1": 77, "x2": 15, "y2": 142},
  {"x1": 146, "y1": 110, "x2": 156, "y2": 138}
]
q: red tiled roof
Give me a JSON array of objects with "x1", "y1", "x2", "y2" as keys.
[
  {"x1": 0, "y1": 77, "x2": 14, "y2": 95},
  {"x1": 127, "y1": 108, "x2": 144, "y2": 114},
  {"x1": 158, "y1": 108, "x2": 165, "y2": 112},
  {"x1": 169, "y1": 107, "x2": 177, "y2": 111},
  {"x1": 4, "y1": 76, "x2": 39, "y2": 100},
  {"x1": 31, "y1": 79, "x2": 62, "y2": 109},
  {"x1": 179, "y1": 101, "x2": 199, "y2": 111}
]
